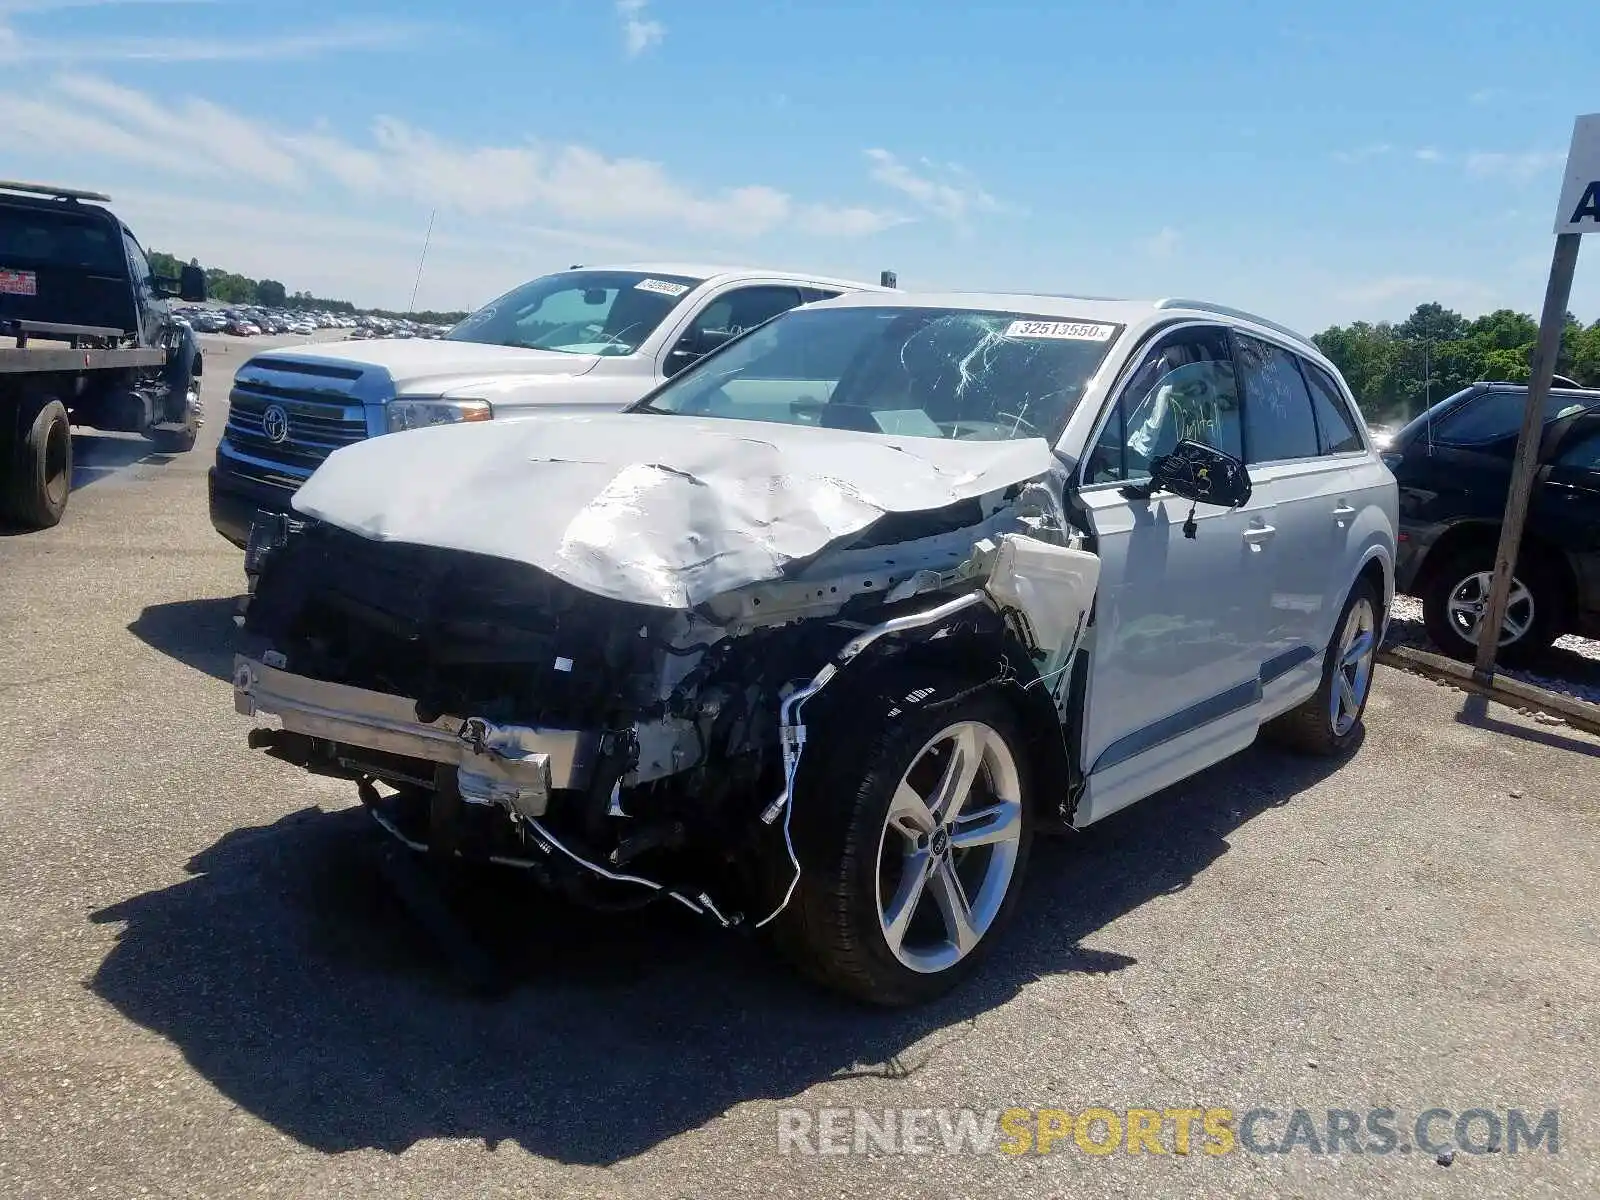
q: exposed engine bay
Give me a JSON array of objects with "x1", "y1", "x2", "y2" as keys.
[{"x1": 234, "y1": 413, "x2": 1101, "y2": 927}]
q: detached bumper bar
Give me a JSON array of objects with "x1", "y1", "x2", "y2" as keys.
[{"x1": 232, "y1": 655, "x2": 598, "y2": 815}]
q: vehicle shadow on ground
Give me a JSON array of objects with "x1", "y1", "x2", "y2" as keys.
[
  {"x1": 127, "y1": 597, "x2": 245, "y2": 683},
  {"x1": 1384, "y1": 612, "x2": 1600, "y2": 692},
  {"x1": 71, "y1": 431, "x2": 176, "y2": 490},
  {"x1": 86, "y1": 737, "x2": 1350, "y2": 1166}
]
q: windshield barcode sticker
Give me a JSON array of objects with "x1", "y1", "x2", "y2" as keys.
[
  {"x1": 1004, "y1": 320, "x2": 1115, "y2": 341},
  {"x1": 636, "y1": 278, "x2": 690, "y2": 297},
  {"x1": 0, "y1": 268, "x2": 37, "y2": 296}
]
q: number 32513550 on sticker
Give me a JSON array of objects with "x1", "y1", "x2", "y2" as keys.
[{"x1": 1004, "y1": 320, "x2": 1114, "y2": 341}]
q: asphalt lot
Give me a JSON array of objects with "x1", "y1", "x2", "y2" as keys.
[{"x1": 1, "y1": 336, "x2": 1597, "y2": 1198}]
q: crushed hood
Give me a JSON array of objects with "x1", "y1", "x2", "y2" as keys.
[
  {"x1": 290, "y1": 412, "x2": 1056, "y2": 609},
  {"x1": 273, "y1": 338, "x2": 601, "y2": 385}
]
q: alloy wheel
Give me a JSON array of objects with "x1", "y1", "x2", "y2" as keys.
[
  {"x1": 1329, "y1": 596, "x2": 1377, "y2": 737},
  {"x1": 1445, "y1": 570, "x2": 1534, "y2": 649},
  {"x1": 874, "y1": 720, "x2": 1024, "y2": 974}
]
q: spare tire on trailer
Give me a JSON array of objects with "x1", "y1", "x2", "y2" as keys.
[{"x1": 1, "y1": 395, "x2": 73, "y2": 529}]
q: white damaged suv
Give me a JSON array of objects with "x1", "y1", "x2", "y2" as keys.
[{"x1": 234, "y1": 290, "x2": 1397, "y2": 1005}]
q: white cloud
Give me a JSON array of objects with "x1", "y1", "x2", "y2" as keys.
[
  {"x1": 616, "y1": 0, "x2": 664, "y2": 58},
  {"x1": 1331, "y1": 143, "x2": 1393, "y2": 164},
  {"x1": 1141, "y1": 227, "x2": 1180, "y2": 259},
  {"x1": 0, "y1": 74, "x2": 900, "y2": 239},
  {"x1": 1334, "y1": 275, "x2": 1494, "y2": 307},
  {"x1": 864, "y1": 149, "x2": 1002, "y2": 224},
  {"x1": 0, "y1": 7, "x2": 426, "y2": 62},
  {"x1": 1464, "y1": 150, "x2": 1566, "y2": 183},
  {"x1": 1334, "y1": 142, "x2": 1564, "y2": 184}
]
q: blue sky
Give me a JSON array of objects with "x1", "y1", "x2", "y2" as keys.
[{"x1": 1, "y1": 0, "x2": 1596, "y2": 331}]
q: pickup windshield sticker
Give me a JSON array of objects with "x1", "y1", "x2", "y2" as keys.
[
  {"x1": 0, "y1": 269, "x2": 38, "y2": 296},
  {"x1": 635, "y1": 278, "x2": 691, "y2": 297},
  {"x1": 1004, "y1": 320, "x2": 1115, "y2": 341}
]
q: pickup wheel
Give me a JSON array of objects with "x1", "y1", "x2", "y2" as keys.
[
  {"x1": 2, "y1": 396, "x2": 72, "y2": 529},
  {"x1": 773, "y1": 677, "x2": 1034, "y2": 1007}
]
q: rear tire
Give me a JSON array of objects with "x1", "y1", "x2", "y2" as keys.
[
  {"x1": 1, "y1": 396, "x2": 72, "y2": 529},
  {"x1": 1265, "y1": 577, "x2": 1380, "y2": 757},
  {"x1": 1420, "y1": 547, "x2": 1562, "y2": 666},
  {"x1": 772, "y1": 676, "x2": 1035, "y2": 1007}
]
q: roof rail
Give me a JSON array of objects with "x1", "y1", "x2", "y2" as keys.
[
  {"x1": 0, "y1": 179, "x2": 112, "y2": 203},
  {"x1": 1155, "y1": 298, "x2": 1318, "y2": 352}
]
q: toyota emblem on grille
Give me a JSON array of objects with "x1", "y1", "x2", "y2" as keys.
[{"x1": 261, "y1": 404, "x2": 290, "y2": 444}]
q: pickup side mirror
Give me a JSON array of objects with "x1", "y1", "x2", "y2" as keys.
[
  {"x1": 179, "y1": 263, "x2": 208, "y2": 303},
  {"x1": 1123, "y1": 439, "x2": 1253, "y2": 509}
]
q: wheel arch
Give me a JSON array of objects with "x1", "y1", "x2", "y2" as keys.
[
  {"x1": 801, "y1": 624, "x2": 1076, "y2": 834},
  {"x1": 1411, "y1": 520, "x2": 1579, "y2": 630}
]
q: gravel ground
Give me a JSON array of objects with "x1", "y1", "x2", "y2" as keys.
[
  {"x1": 1, "y1": 350, "x2": 1597, "y2": 1198},
  {"x1": 1384, "y1": 595, "x2": 1600, "y2": 706}
]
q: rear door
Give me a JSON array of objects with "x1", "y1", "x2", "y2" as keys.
[
  {"x1": 1230, "y1": 335, "x2": 1382, "y2": 708},
  {"x1": 1074, "y1": 322, "x2": 1277, "y2": 824},
  {"x1": 1535, "y1": 419, "x2": 1600, "y2": 625}
]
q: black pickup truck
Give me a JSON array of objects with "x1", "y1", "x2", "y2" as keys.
[{"x1": 0, "y1": 180, "x2": 207, "y2": 529}]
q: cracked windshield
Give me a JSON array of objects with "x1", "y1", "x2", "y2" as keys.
[{"x1": 639, "y1": 306, "x2": 1122, "y2": 439}]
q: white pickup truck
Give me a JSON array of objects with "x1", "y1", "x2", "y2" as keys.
[{"x1": 208, "y1": 263, "x2": 888, "y2": 546}]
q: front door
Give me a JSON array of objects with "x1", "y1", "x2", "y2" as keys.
[{"x1": 1073, "y1": 323, "x2": 1276, "y2": 824}]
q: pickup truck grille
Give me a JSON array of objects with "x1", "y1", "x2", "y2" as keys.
[{"x1": 222, "y1": 356, "x2": 372, "y2": 486}]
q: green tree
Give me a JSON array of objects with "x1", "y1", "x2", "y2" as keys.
[{"x1": 256, "y1": 278, "x2": 287, "y2": 306}]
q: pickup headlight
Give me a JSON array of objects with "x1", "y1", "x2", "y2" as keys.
[{"x1": 388, "y1": 398, "x2": 493, "y2": 433}]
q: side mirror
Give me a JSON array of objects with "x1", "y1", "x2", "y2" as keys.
[
  {"x1": 179, "y1": 263, "x2": 208, "y2": 303},
  {"x1": 1125, "y1": 439, "x2": 1252, "y2": 509}
]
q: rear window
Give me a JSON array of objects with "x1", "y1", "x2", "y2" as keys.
[
  {"x1": 1433, "y1": 388, "x2": 1599, "y2": 446},
  {"x1": 0, "y1": 209, "x2": 123, "y2": 274}
]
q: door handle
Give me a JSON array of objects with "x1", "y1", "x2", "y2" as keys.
[
  {"x1": 1332, "y1": 502, "x2": 1357, "y2": 520},
  {"x1": 1243, "y1": 523, "x2": 1276, "y2": 545}
]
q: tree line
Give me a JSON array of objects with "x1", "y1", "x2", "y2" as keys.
[
  {"x1": 144, "y1": 249, "x2": 469, "y2": 326},
  {"x1": 1312, "y1": 303, "x2": 1600, "y2": 428},
  {"x1": 137, "y1": 247, "x2": 1600, "y2": 414}
]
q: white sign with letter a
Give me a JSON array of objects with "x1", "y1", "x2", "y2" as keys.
[{"x1": 1554, "y1": 113, "x2": 1600, "y2": 235}]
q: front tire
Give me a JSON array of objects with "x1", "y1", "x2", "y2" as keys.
[
  {"x1": 148, "y1": 385, "x2": 202, "y2": 454},
  {"x1": 1, "y1": 396, "x2": 72, "y2": 529},
  {"x1": 775, "y1": 679, "x2": 1035, "y2": 1007},
  {"x1": 1265, "y1": 577, "x2": 1380, "y2": 757}
]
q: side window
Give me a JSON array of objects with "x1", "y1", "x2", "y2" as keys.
[
  {"x1": 1301, "y1": 360, "x2": 1365, "y2": 454},
  {"x1": 1235, "y1": 334, "x2": 1320, "y2": 464},
  {"x1": 122, "y1": 230, "x2": 153, "y2": 293},
  {"x1": 1555, "y1": 430, "x2": 1600, "y2": 471},
  {"x1": 1085, "y1": 325, "x2": 1243, "y2": 483},
  {"x1": 1432, "y1": 389, "x2": 1596, "y2": 447},
  {"x1": 800, "y1": 287, "x2": 842, "y2": 304},
  {"x1": 676, "y1": 285, "x2": 804, "y2": 356}
]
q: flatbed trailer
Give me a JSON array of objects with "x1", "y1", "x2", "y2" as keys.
[{"x1": 0, "y1": 181, "x2": 206, "y2": 529}]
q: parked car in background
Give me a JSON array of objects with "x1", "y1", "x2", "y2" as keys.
[
  {"x1": 208, "y1": 263, "x2": 891, "y2": 547},
  {"x1": 233, "y1": 290, "x2": 1396, "y2": 1005},
  {"x1": 1384, "y1": 381, "x2": 1600, "y2": 663}
]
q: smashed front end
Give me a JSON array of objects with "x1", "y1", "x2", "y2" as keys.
[{"x1": 233, "y1": 417, "x2": 1100, "y2": 926}]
